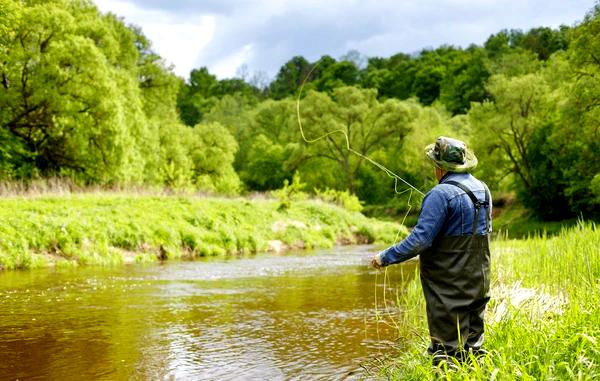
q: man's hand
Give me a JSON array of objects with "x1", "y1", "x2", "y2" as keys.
[{"x1": 371, "y1": 253, "x2": 384, "y2": 269}]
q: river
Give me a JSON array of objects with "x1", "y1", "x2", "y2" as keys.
[{"x1": 0, "y1": 246, "x2": 418, "y2": 380}]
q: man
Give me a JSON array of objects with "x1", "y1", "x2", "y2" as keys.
[{"x1": 371, "y1": 136, "x2": 492, "y2": 361}]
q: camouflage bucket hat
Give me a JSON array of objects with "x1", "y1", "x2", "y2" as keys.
[{"x1": 424, "y1": 136, "x2": 478, "y2": 173}]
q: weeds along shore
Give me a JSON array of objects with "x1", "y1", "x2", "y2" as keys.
[
  {"x1": 373, "y1": 222, "x2": 599, "y2": 380},
  {"x1": 0, "y1": 194, "x2": 405, "y2": 270}
]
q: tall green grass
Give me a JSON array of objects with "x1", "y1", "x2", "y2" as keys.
[
  {"x1": 377, "y1": 222, "x2": 599, "y2": 380},
  {"x1": 0, "y1": 194, "x2": 405, "y2": 270},
  {"x1": 492, "y1": 201, "x2": 580, "y2": 238}
]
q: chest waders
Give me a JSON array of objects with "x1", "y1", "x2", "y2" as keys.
[{"x1": 419, "y1": 180, "x2": 491, "y2": 356}]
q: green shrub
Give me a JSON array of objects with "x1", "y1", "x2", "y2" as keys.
[
  {"x1": 315, "y1": 188, "x2": 364, "y2": 212},
  {"x1": 0, "y1": 194, "x2": 405, "y2": 269}
]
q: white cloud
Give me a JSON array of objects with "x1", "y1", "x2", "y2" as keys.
[
  {"x1": 94, "y1": 0, "x2": 594, "y2": 80},
  {"x1": 143, "y1": 17, "x2": 215, "y2": 77},
  {"x1": 211, "y1": 44, "x2": 255, "y2": 79},
  {"x1": 94, "y1": 0, "x2": 215, "y2": 78}
]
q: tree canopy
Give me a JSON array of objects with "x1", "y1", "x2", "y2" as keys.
[
  {"x1": 0, "y1": 0, "x2": 239, "y2": 191},
  {"x1": 1, "y1": 0, "x2": 598, "y2": 219}
]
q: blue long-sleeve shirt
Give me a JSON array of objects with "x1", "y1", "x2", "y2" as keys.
[{"x1": 379, "y1": 172, "x2": 492, "y2": 266}]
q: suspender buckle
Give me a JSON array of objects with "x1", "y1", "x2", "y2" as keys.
[{"x1": 474, "y1": 201, "x2": 488, "y2": 209}]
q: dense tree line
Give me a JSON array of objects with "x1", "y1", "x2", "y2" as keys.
[
  {"x1": 1, "y1": 0, "x2": 598, "y2": 219},
  {"x1": 180, "y1": 6, "x2": 597, "y2": 219}
]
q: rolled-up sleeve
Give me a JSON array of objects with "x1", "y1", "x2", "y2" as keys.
[{"x1": 379, "y1": 188, "x2": 448, "y2": 266}]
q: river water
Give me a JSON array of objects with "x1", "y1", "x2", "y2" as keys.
[{"x1": 0, "y1": 246, "x2": 418, "y2": 380}]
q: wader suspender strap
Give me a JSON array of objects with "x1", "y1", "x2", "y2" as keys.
[{"x1": 445, "y1": 181, "x2": 490, "y2": 235}]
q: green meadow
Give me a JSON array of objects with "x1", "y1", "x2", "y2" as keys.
[{"x1": 0, "y1": 194, "x2": 403, "y2": 270}]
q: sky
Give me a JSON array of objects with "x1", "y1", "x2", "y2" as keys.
[{"x1": 93, "y1": 0, "x2": 596, "y2": 81}]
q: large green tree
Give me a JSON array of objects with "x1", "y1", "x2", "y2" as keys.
[
  {"x1": 241, "y1": 99, "x2": 308, "y2": 191},
  {"x1": 439, "y1": 47, "x2": 490, "y2": 114},
  {"x1": 176, "y1": 67, "x2": 218, "y2": 127},
  {"x1": 188, "y1": 122, "x2": 241, "y2": 194},
  {"x1": 299, "y1": 86, "x2": 415, "y2": 194},
  {"x1": 268, "y1": 56, "x2": 313, "y2": 100},
  {"x1": 470, "y1": 73, "x2": 556, "y2": 192},
  {"x1": 552, "y1": 4, "x2": 600, "y2": 217},
  {"x1": 0, "y1": 0, "x2": 240, "y2": 194},
  {"x1": 177, "y1": 67, "x2": 260, "y2": 126},
  {"x1": 468, "y1": 66, "x2": 582, "y2": 218},
  {"x1": 0, "y1": 0, "x2": 149, "y2": 181}
]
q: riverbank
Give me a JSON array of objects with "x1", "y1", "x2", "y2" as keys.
[
  {"x1": 0, "y1": 194, "x2": 405, "y2": 270},
  {"x1": 375, "y1": 222, "x2": 599, "y2": 380},
  {"x1": 492, "y1": 202, "x2": 580, "y2": 238}
]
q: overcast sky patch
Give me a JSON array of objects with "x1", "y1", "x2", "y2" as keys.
[{"x1": 94, "y1": 0, "x2": 595, "y2": 80}]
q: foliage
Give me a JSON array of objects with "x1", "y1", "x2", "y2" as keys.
[
  {"x1": 469, "y1": 73, "x2": 557, "y2": 195},
  {"x1": 0, "y1": 193, "x2": 404, "y2": 270},
  {"x1": 176, "y1": 67, "x2": 218, "y2": 126},
  {"x1": 241, "y1": 134, "x2": 290, "y2": 190},
  {"x1": 1, "y1": 0, "x2": 599, "y2": 221},
  {"x1": 555, "y1": 4, "x2": 600, "y2": 218},
  {"x1": 314, "y1": 188, "x2": 363, "y2": 212},
  {"x1": 492, "y1": 200, "x2": 579, "y2": 238},
  {"x1": 0, "y1": 0, "x2": 145, "y2": 181},
  {"x1": 0, "y1": 0, "x2": 239, "y2": 193},
  {"x1": 299, "y1": 86, "x2": 415, "y2": 194},
  {"x1": 177, "y1": 67, "x2": 261, "y2": 126},
  {"x1": 268, "y1": 56, "x2": 313, "y2": 100},
  {"x1": 485, "y1": 26, "x2": 570, "y2": 61},
  {"x1": 312, "y1": 60, "x2": 361, "y2": 92},
  {"x1": 271, "y1": 172, "x2": 307, "y2": 211},
  {"x1": 592, "y1": 174, "x2": 600, "y2": 204},
  {"x1": 439, "y1": 48, "x2": 491, "y2": 114},
  {"x1": 157, "y1": 122, "x2": 194, "y2": 189},
  {"x1": 468, "y1": 6, "x2": 600, "y2": 218},
  {"x1": 187, "y1": 122, "x2": 241, "y2": 194},
  {"x1": 228, "y1": 98, "x2": 302, "y2": 190}
]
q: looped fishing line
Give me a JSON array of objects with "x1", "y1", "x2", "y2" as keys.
[
  {"x1": 295, "y1": 64, "x2": 428, "y2": 345},
  {"x1": 295, "y1": 63, "x2": 425, "y2": 244}
]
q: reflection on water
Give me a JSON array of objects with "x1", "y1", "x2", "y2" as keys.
[{"x1": 0, "y1": 246, "x2": 418, "y2": 380}]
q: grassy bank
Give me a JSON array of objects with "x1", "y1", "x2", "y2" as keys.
[
  {"x1": 492, "y1": 201, "x2": 580, "y2": 238},
  {"x1": 0, "y1": 194, "x2": 405, "y2": 270},
  {"x1": 375, "y1": 222, "x2": 599, "y2": 380}
]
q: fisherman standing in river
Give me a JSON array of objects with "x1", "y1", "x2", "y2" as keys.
[{"x1": 371, "y1": 136, "x2": 492, "y2": 363}]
